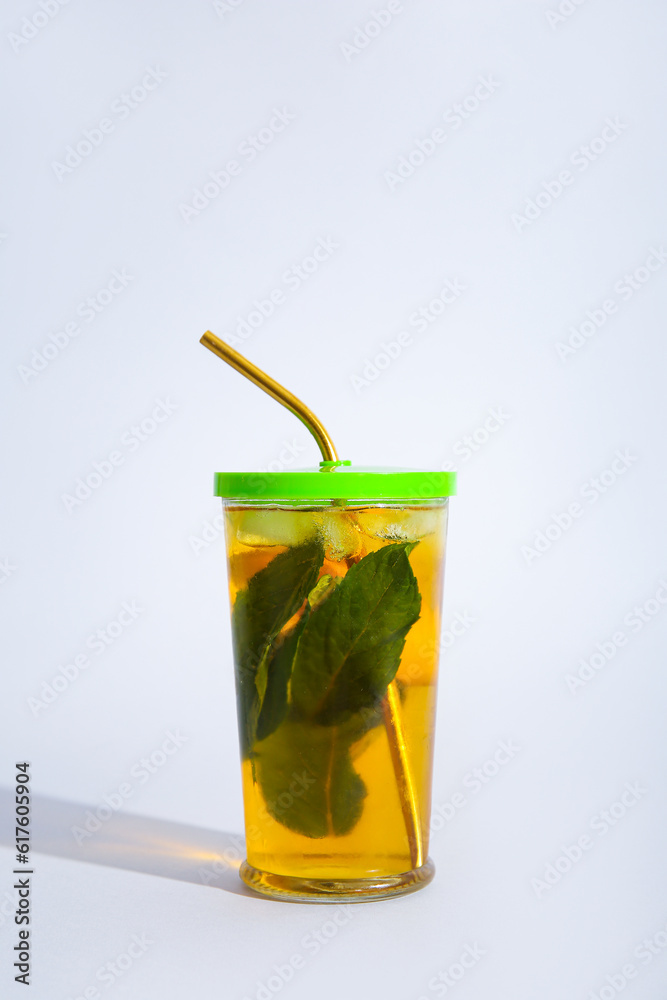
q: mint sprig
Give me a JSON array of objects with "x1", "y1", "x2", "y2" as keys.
[
  {"x1": 230, "y1": 538, "x2": 422, "y2": 837},
  {"x1": 290, "y1": 543, "x2": 421, "y2": 725}
]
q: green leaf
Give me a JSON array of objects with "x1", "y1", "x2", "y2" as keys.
[
  {"x1": 231, "y1": 540, "x2": 323, "y2": 756},
  {"x1": 290, "y1": 542, "x2": 422, "y2": 725},
  {"x1": 255, "y1": 612, "x2": 308, "y2": 743},
  {"x1": 235, "y1": 540, "x2": 423, "y2": 839},
  {"x1": 255, "y1": 719, "x2": 367, "y2": 838}
]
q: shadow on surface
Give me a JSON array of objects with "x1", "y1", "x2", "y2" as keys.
[{"x1": 0, "y1": 787, "x2": 254, "y2": 897}]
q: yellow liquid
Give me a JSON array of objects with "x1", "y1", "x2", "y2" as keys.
[{"x1": 224, "y1": 503, "x2": 447, "y2": 882}]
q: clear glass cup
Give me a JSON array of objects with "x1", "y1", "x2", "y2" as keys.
[{"x1": 219, "y1": 489, "x2": 451, "y2": 902}]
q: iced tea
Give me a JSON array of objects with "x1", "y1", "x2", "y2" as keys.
[{"x1": 223, "y1": 501, "x2": 448, "y2": 893}]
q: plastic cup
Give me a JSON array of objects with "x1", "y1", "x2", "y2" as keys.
[{"x1": 215, "y1": 463, "x2": 456, "y2": 901}]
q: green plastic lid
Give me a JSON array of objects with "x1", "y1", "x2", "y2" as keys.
[{"x1": 214, "y1": 461, "x2": 456, "y2": 502}]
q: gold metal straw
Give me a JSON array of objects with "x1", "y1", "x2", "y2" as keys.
[
  {"x1": 382, "y1": 685, "x2": 423, "y2": 868},
  {"x1": 200, "y1": 332, "x2": 337, "y2": 463},
  {"x1": 200, "y1": 330, "x2": 423, "y2": 869}
]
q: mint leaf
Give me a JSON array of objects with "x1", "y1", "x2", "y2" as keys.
[
  {"x1": 255, "y1": 719, "x2": 367, "y2": 838},
  {"x1": 255, "y1": 612, "x2": 308, "y2": 743},
  {"x1": 290, "y1": 543, "x2": 421, "y2": 725},
  {"x1": 234, "y1": 540, "x2": 422, "y2": 839},
  {"x1": 231, "y1": 539, "x2": 324, "y2": 756}
]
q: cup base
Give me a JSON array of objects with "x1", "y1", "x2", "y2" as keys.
[{"x1": 239, "y1": 857, "x2": 435, "y2": 903}]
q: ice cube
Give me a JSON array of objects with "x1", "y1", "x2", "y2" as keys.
[
  {"x1": 235, "y1": 509, "x2": 317, "y2": 547},
  {"x1": 355, "y1": 507, "x2": 442, "y2": 542},
  {"x1": 314, "y1": 511, "x2": 363, "y2": 561}
]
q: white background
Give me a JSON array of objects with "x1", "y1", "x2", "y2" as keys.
[{"x1": 1, "y1": 0, "x2": 667, "y2": 997}]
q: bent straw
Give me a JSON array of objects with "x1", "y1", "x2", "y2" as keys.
[
  {"x1": 200, "y1": 331, "x2": 337, "y2": 463},
  {"x1": 200, "y1": 330, "x2": 423, "y2": 869}
]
